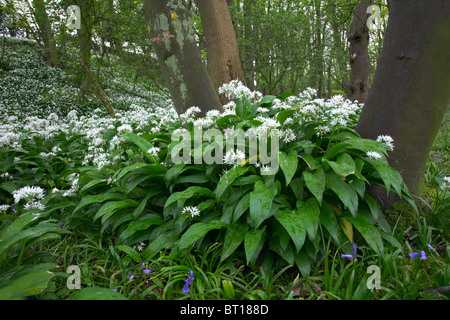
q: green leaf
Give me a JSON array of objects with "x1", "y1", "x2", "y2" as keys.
[
  {"x1": 69, "y1": 287, "x2": 128, "y2": 300},
  {"x1": 364, "y1": 194, "x2": 381, "y2": 220},
  {"x1": 74, "y1": 192, "x2": 126, "y2": 213},
  {"x1": 319, "y1": 203, "x2": 341, "y2": 244},
  {"x1": 279, "y1": 150, "x2": 298, "y2": 186},
  {"x1": 299, "y1": 154, "x2": 319, "y2": 170},
  {"x1": 297, "y1": 198, "x2": 320, "y2": 241},
  {"x1": 178, "y1": 220, "x2": 225, "y2": 250},
  {"x1": 274, "y1": 208, "x2": 306, "y2": 252},
  {"x1": 115, "y1": 245, "x2": 142, "y2": 264},
  {"x1": 222, "y1": 280, "x2": 236, "y2": 299},
  {"x1": 326, "y1": 153, "x2": 355, "y2": 178},
  {"x1": 345, "y1": 215, "x2": 384, "y2": 255},
  {"x1": 165, "y1": 186, "x2": 214, "y2": 208},
  {"x1": 215, "y1": 166, "x2": 249, "y2": 200},
  {"x1": 221, "y1": 222, "x2": 249, "y2": 261},
  {"x1": 326, "y1": 172, "x2": 358, "y2": 218},
  {"x1": 233, "y1": 193, "x2": 250, "y2": 222},
  {"x1": 249, "y1": 180, "x2": 278, "y2": 228},
  {"x1": 119, "y1": 216, "x2": 163, "y2": 241},
  {"x1": 294, "y1": 249, "x2": 311, "y2": 276},
  {"x1": 93, "y1": 200, "x2": 139, "y2": 222},
  {"x1": 365, "y1": 158, "x2": 403, "y2": 196},
  {"x1": 244, "y1": 228, "x2": 266, "y2": 265},
  {"x1": 143, "y1": 231, "x2": 177, "y2": 260},
  {"x1": 0, "y1": 269, "x2": 55, "y2": 300},
  {"x1": 303, "y1": 166, "x2": 326, "y2": 204}
]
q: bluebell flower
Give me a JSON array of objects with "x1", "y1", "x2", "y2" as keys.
[
  {"x1": 409, "y1": 252, "x2": 419, "y2": 260},
  {"x1": 182, "y1": 270, "x2": 194, "y2": 294},
  {"x1": 426, "y1": 244, "x2": 435, "y2": 251},
  {"x1": 341, "y1": 243, "x2": 357, "y2": 259},
  {"x1": 420, "y1": 250, "x2": 427, "y2": 260},
  {"x1": 143, "y1": 269, "x2": 152, "y2": 274}
]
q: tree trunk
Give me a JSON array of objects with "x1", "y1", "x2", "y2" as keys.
[
  {"x1": 196, "y1": 0, "x2": 245, "y2": 104},
  {"x1": 355, "y1": 0, "x2": 450, "y2": 209},
  {"x1": 143, "y1": 0, "x2": 222, "y2": 116},
  {"x1": 32, "y1": 0, "x2": 62, "y2": 68},
  {"x1": 347, "y1": 0, "x2": 372, "y2": 103}
]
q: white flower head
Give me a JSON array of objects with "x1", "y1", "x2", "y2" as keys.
[
  {"x1": 376, "y1": 135, "x2": 395, "y2": 150},
  {"x1": 181, "y1": 206, "x2": 200, "y2": 218},
  {"x1": 366, "y1": 151, "x2": 382, "y2": 160},
  {"x1": 13, "y1": 186, "x2": 46, "y2": 203}
]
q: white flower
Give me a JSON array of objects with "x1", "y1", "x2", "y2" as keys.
[
  {"x1": 0, "y1": 204, "x2": 10, "y2": 213},
  {"x1": 442, "y1": 176, "x2": 450, "y2": 190},
  {"x1": 181, "y1": 206, "x2": 200, "y2": 218},
  {"x1": 147, "y1": 146, "x2": 161, "y2": 157},
  {"x1": 376, "y1": 135, "x2": 394, "y2": 150},
  {"x1": 366, "y1": 151, "x2": 382, "y2": 160},
  {"x1": 117, "y1": 124, "x2": 133, "y2": 134},
  {"x1": 12, "y1": 186, "x2": 46, "y2": 203},
  {"x1": 23, "y1": 200, "x2": 46, "y2": 212}
]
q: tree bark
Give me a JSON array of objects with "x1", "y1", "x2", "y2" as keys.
[
  {"x1": 32, "y1": 0, "x2": 62, "y2": 68},
  {"x1": 196, "y1": 0, "x2": 245, "y2": 104},
  {"x1": 347, "y1": 0, "x2": 372, "y2": 103},
  {"x1": 143, "y1": 0, "x2": 222, "y2": 116},
  {"x1": 355, "y1": 0, "x2": 450, "y2": 209}
]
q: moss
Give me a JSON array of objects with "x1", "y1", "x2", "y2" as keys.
[{"x1": 385, "y1": 202, "x2": 420, "y2": 234}]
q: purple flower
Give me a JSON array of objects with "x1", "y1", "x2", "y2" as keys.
[
  {"x1": 420, "y1": 250, "x2": 427, "y2": 260},
  {"x1": 426, "y1": 244, "x2": 435, "y2": 251},
  {"x1": 127, "y1": 271, "x2": 134, "y2": 280},
  {"x1": 182, "y1": 270, "x2": 194, "y2": 294},
  {"x1": 143, "y1": 269, "x2": 152, "y2": 274},
  {"x1": 409, "y1": 252, "x2": 419, "y2": 260},
  {"x1": 341, "y1": 243, "x2": 357, "y2": 259}
]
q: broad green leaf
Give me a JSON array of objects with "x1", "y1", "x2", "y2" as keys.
[
  {"x1": 275, "y1": 208, "x2": 306, "y2": 252},
  {"x1": 74, "y1": 192, "x2": 126, "y2": 213},
  {"x1": 178, "y1": 220, "x2": 225, "y2": 250},
  {"x1": 365, "y1": 158, "x2": 403, "y2": 196},
  {"x1": 215, "y1": 166, "x2": 249, "y2": 200},
  {"x1": 327, "y1": 153, "x2": 355, "y2": 178},
  {"x1": 297, "y1": 198, "x2": 320, "y2": 241},
  {"x1": 294, "y1": 249, "x2": 311, "y2": 276},
  {"x1": 122, "y1": 133, "x2": 154, "y2": 161},
  {"x1": 249, "y1": 180, "x2": 278, "y2": 228},
  {"x1": 364, "y1": 194, "x2": 381, "y2": 220},
  {"x1": 222, "y1": 280, "x2": 236, "y2": 299},
  {"x1": 93, "y1": 200, "x2": 139, "y2": 222},
  {"x1": 279, "y1": 150, "x2": 298, "y2": 186},
  {"x1": 326, "y1": 172, "x2": 358, "y2": 218},
  {"x1": 303, "y1": 166, "x2": 326, "y2": 204},
  {"x1": 244, "y1": 228, "x2": 266, "y2": 265},
  {"x1": 299, "y1": 154, "x2": 319, "y2": 170},
  {"x1": 119, "y1": 216, "x2": 163, "y2": 241},
  {"x1": 221, "y1": 222, "x2": 249, "y2": 261},
  {"x1": 115, "y1": 245, "x2": 142, "y2": 264},
  {"x1": 80, "y1": 179, "x2": 107, "y2": 194},
  {"x1": 165, "y1": 186, "x2": 214, "y2": 208},
  {"x1": 0, "y1": 269, "x2": 55, "y2": 300},
  {"x1": 233, "y1": 193, "x2": 250, "y2": 222},
  {"x1": 319, "y1": 203, "x2": 341, "y2": 244},
  {"x1": 69, "y1": 287, "x2": 128, "y2": 300},
  {"x1": 143, "y1": 231, "x2": 177, "y2": 260},
  {"x1": 346, "y1": 215, "x2": 384, "y2": 255}
]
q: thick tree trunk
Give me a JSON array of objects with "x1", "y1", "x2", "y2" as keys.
[
  {"x1": 347, "y1": 0, "x2": 372, "y2": 103},
  {"x1": 355, "y1": 0, "x2": 450, "y2": 209},
  {"x1": 32, "y1": 0, "x2": 62, "y2": 68},
  {"x1": 196, "y1": 0, "x2": 246, "y2": 104},
  {"x1": 143, "y1": 0, "x2": 222, "y2": 116}
]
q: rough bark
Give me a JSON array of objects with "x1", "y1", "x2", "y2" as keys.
[
  {"x1": 347, "y1": 0, "x2": 372, "y2": 103},
  {"x1": 80, "y1": 59, "x2": 116, "y2": 118},
  {"x1": 143, "y1": 0, "x2": 222, "y2": 116},
  {"x1": 355, "y1": 0, "x2": 450, "y2": 209},
  {"x1": 196, "y1": 0, "x2": 245, "y2": 104},
  {"x1": 32, "y1": 0, "x2": 62, "y2": 68}
]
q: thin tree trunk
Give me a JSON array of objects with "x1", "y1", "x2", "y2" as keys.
[
  {"x1": 355, "y1": 0, "x2": 450, "y2": 209},
  {"x1": 196, "y1": 0, "x2": 246, "y2": 104},
  {"x1": 347, "y1": 0, "x2": 372, "y2": 103},
  {"x1": 80, "y1": 59, "x2": 116, "y2": 118},
  {"x1": 143, "y1": 0, "x2": 222, "y2": 116},
  {"x1": 32, "y1": 0, "x2": 62, "y2": 68}
]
